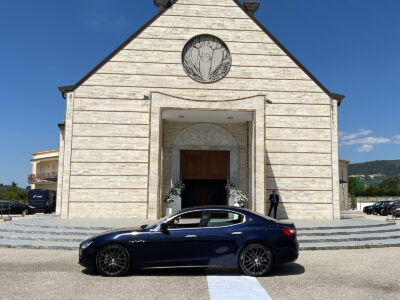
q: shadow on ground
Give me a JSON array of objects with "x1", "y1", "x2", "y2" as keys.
[{"x1": 81, "y1": 262, "x2": 305, "y2": 277}]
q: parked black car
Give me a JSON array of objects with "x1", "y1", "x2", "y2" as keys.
[
  {"x1": 392, "y1": 206, "x2": 400, "y2": 218},
  {"x1": 0, "y1": 199, "x2": 36, "y2": 216},
  {"x1": 363, "y1": 201, "x2": 391, "y2": 215},
  {"x1": 389, "y1": 200, "x2": 400, "y2": 216},
  {"x1": 378, "y1": 201, "x2": 396, "y2": 216},
  {"x1": 79, "y1": 206, "x2": 299, "y2": 277}
]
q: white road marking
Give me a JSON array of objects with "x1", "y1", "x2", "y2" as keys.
[{"x1": 207, "y1": 275, "x2": 272, "y2": 300}]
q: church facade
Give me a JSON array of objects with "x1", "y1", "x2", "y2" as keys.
[{"x1": 56, "y1": 0, "x2": 345, "y2": 220}]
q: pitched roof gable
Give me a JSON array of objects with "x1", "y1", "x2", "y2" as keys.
[{"x1": 59, "y1": 0, "x2": 344, "y2": 104}]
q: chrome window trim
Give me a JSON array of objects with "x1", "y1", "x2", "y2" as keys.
[{"x1": 152, "y1": 208, "x2": 246, "y2": 231}]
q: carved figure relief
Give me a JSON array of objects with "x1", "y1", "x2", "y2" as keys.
[{"x1": 182, "y1": 35, "x2": 232, "y2": 83}]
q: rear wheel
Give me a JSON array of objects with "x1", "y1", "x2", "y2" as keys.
[
  {"x1": 239, "y1": 243, "x2": 273, "y2": 277},
  {"x1": 96, "y1": 244, "x2": 130, "y2": 277},
  {"x1": 21, "y1": 209, "x2": 28, "y2": 217}
]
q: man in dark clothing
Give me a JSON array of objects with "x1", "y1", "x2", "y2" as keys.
[{"x1": 268, "y1": 189, "x2": 280, "y2": 219}]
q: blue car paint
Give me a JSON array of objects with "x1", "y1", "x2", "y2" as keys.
[{"x1": 79, "y1": 206, "x2": 298, "y2": 271}]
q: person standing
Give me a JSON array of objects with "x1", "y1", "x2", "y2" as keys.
[{"x1": 268, "y1": 190, "x2": 280, "y2": 219}]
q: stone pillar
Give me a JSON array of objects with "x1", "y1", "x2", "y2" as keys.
[
  {"x1": 60, "y1": 93, "x2": 75, "y2": 219},
  {"x1": 331, "y1": 99, "x2": 341, "y2": 219},
  {"x1": 31, "y1": 161, "x2": 37, "y2": 190},
  {"x1": 56, "y1": 126, "x2": 65, "y2": 216}
]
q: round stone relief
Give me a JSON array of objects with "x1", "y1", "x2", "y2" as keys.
[{"x1": 182, "y1": 35, "x2": 232, "y2": 83}]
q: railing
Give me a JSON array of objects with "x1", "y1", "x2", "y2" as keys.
[{"x1": 28, "y1": 172, "x2": 58, "y2": 183}]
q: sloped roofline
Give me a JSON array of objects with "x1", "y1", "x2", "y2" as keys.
[{"x1": 58, "y1": 0, "x2": 345, "y2": 104}]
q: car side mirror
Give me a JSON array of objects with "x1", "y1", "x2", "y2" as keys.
[{"x1": 160, "y1": 222, "x2": 169, "y2": 232}]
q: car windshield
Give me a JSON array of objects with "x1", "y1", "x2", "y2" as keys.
[{"x1": 142, "y1": 213, "x2": 179, "y2": 229}]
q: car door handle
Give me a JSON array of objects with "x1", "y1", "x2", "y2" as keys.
[
  {"x1": 232, "y1": 232, "x2": 243, "y2": 235},
  {"x1": 185, "y1": 235, "x2": 197, "y2": 238}
]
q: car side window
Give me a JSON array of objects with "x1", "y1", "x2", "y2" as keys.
[
  {"x1": 1, "y1": 201, "x2": 11, "y2": 208},
  {"x1": 207, "y1": 211, "x2": 243, "y2": 227},
  {"x1": 10, "y1": 201, "x2": 20, "y2": 208},
  {"x1": 168, "y1": 211, "x2": 203, "y2": 229}
]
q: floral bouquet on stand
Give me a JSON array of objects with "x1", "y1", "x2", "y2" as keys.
[
  {"x1": 163, "y1": 180, "x2": 185, "y2": 215},
  {"x1": 226, "y1": 181, "x2": 248, "y2": 208}
]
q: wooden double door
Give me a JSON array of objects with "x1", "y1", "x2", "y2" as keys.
[{"x1": 180, "y1": 150, "x2": 230, "y2": 208}]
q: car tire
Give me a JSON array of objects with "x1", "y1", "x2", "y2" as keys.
[
  {"x1": 380, "y1": 209, "x2": 387, "y2": 216},
  {"x1": 239, "y1": 243, "x2": 273, "y2": 277},
  {"x1": 96, "y1": 244, "x2": 130, "y2": 277},
  {"x1": 22, "y1": 209, "x2": 28, "y2": 217}
]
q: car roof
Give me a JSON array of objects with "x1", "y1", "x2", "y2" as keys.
[{"x1": 179, "y1": 205, "x2": 248, "y2": 214}]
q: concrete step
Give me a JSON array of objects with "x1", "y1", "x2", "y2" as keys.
[
  {"x1": 1, "y1": 218, "x2": 399, "y2": 251},
  {"x1": 299, "y1": 234, "x2": 400, "y2": 243},
  {"x1": 0, "y1": 228, "x2": 100, "y2": 237},
  {"x1": 298, "y1": 227, "x2": 400, "y2": 237},
  {"x1": 297, "y1": 222, "x2": 394, "y2": 231},
  {"x1": 0, "y1": 233, "x2": 88, "y2": 243},
  {"x1": 299, "y1": 238, "x2": 400, "y2": 250},
  {"x1": 340, "y1": 211, "x2": 365, "y2": 219},
  {"x1": 2, "y1": 222, "x2": 113, "y2": 231},
  {"x1": 0, "y1": 238, "x2": 78, "y2": 250}
]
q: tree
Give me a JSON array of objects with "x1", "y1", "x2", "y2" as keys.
[
  {"x1": 1, "y1": 182, "x2": 28, "y2": 204},
  {"x1": 378, "y1": 177, "x2": 400, "y2": 190},
  {"x1": 348, "y1": 177, "x2": 357, "y2": 195}
]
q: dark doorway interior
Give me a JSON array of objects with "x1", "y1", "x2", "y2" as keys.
[
  {"x1": 180, "y1": 150, "x2": 230, "y2": 208},
  {"x1": 181, "y1": 179, "x2": 227, "y2": 208}
]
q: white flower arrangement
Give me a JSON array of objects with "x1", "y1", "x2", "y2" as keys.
[
  {"x1": 226, "y1": 181, "x2": 248, "y2": 207},
  {"x1": 163, "y1": 181, "x2": 186, "y2": 204}
]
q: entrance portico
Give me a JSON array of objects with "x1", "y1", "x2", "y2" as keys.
[{"x1": 148, "y1": 92, "x2": 266, "y2": 220}]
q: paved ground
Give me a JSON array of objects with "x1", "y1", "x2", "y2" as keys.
[{"x1": 0, "y1": 247, "x2": 399, "y2": 300}]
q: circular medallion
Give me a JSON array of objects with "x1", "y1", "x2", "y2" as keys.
[{"x1": 182, "y1": 35, "x2": 232, "y2": 83}]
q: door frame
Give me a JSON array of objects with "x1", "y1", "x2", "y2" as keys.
[{"x1": 148, "y1": 92, "x2": 266, "y2": 220}]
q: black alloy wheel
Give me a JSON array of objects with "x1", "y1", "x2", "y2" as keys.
[
  {"x1": 96, "y1": 244, "x2": 130, "y2": 277},
  {"x1": 239, "y1": 243, "x2": 273, "y2": 277}
]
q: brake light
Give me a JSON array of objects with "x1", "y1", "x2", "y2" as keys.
[
  {"x1": 46, "y1": 200, "x2": 48, "y2": 206},
  {"x1": 282, "y1": 227, "x2": 297, "y2": 236}
]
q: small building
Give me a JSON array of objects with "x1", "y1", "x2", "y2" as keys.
[
  {"x1": 56, "y1": 0, "x2": 345, "y2": 220},
  {"x1": 29, "y1": 149, "x2": 59, "y2": 191}
]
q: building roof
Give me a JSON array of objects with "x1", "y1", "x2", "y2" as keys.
[
  {"x1": 32, "y1": 149, "x2": 59, "y2": 156},
  {"x1": 58, "y1": 0, "x2": 345, "y2": 104}
]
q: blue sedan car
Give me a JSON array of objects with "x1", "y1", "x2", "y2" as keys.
[{"x1": 79, "y1": 206, "x2": 299, "y2": 277}]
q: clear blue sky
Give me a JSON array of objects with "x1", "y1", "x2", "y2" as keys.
[{"x1": 0, "y1": 0, "x2": 399, "y2": 187}]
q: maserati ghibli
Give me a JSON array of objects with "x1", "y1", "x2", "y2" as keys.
[{"x1": 79, "y1": 206, "x2": 299, "y2": 277}]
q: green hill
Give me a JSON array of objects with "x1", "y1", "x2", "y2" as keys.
[{"x1": 349, "y1": 160, "x2": 400, "y2": 179}]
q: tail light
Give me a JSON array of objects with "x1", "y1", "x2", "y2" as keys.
[
  {"x1": 46, "y1": 200, "x2": 48, "y2": 206},
  {"x1": 282, "y1": 227, "x2": 297, "y2": 236}
]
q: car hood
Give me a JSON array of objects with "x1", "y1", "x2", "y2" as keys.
[{"x1": 90, "y1": 226, "x2": 148, "y2": 240}]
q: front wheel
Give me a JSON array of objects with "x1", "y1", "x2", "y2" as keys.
[
  {"x1": 22, "y1": 209, "x2": 28, "y2": 217},
  {"x1": 96, "y1": 244, "x2": 130, "y2": 277},
  {"x1": 239, "y1": 243, "x2": 273, "y2": 277}
]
